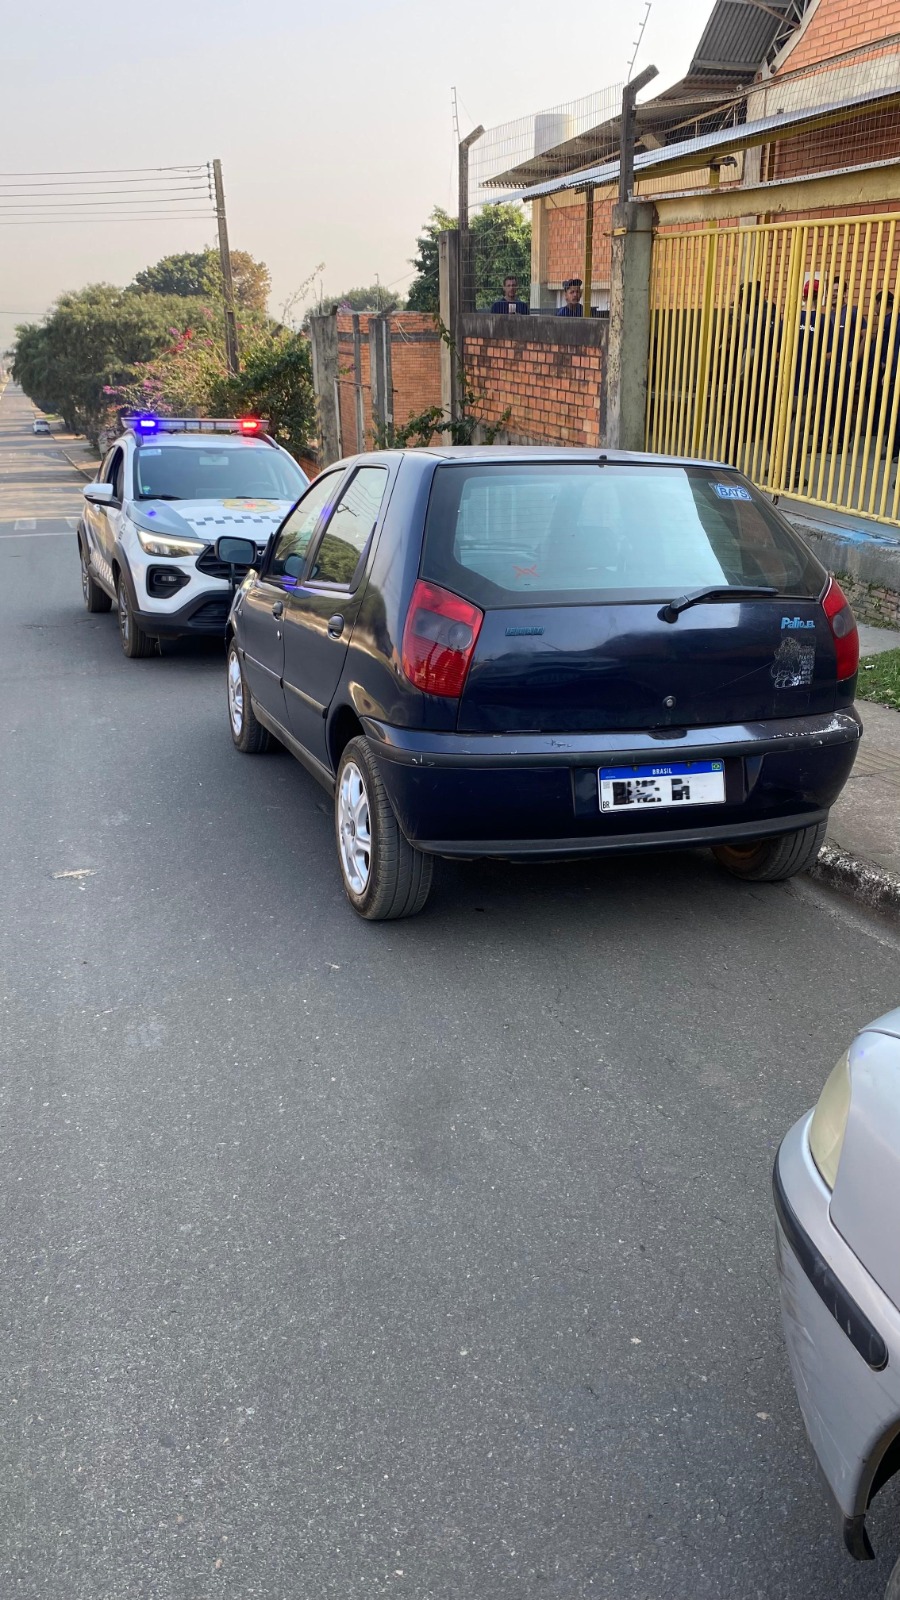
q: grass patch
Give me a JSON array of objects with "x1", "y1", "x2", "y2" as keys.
[{"x1": 857, "y1": 648, "x2": 900, "y2": 711}]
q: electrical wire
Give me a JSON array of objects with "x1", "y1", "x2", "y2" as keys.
[{"x1": 0, "y1": 163, "x2": 206, "y2": 177}]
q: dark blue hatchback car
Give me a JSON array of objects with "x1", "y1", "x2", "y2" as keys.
[{"x1": 218, "y1": 447, "x2": 861, "y2": 919}]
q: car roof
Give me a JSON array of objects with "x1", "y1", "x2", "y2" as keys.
[
  {"x1": 122, "y1": 431, "x2": 276, "y2": 451},
  {"x1": 329, "y1": 445, "x2": 728, "y2": 472}
]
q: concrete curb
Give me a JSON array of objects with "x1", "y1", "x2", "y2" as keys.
[
  {"x1": 57, "y1": 448, "x2": 96, "y2": 481},
  {"x1": 810, "y1": 841, "x2": 900, "y2": 919}
]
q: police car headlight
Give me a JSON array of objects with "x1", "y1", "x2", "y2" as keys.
[{"x1": 136, "y1": 529, "x2": 205, "y2": 557}]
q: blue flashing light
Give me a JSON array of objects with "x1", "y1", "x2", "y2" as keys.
[{"x1": 135, "y1": 415, "x2": 159, "y2": 433}]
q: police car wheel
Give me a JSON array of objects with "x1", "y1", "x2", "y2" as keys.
[
  {"x1": 80, "y1": 540, "x2": 111, "y2": 614},
  {"x1": 226, "y1": 641, "x2": 271, "y2": 753},
  {"x1": 116, "y1": 575, "x2": 155, "y2": 660},
  {"x1": 712, "y1": 819, "x2": 827, "y2": 882}
]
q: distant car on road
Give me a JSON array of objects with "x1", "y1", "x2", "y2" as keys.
[
  {"x1": 219, "y1": 446, "x2": 861, "y2": 919},
  {"x1": 774, "y1": 1008, "x2": 900, "y2": 1596},
  {"x1": 77, "y1": 416, "x2": 308, "y2": 657},
  {"x1": 32, "y1": 418, "x2": 50, "y2": 435}
]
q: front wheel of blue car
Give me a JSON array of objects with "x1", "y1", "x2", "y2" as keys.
[{"x1": 335, "y1": 736, "x2": 433, "y2": 921}]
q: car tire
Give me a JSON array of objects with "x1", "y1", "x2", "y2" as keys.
[
  {"x1": 712, "y1": 819, "x2": 827, "y2": 882},
  {"x1": 226, "y1": 640, "x2": 271, "y2": 753},
  {"x1": 80, "y1": 540, "x2": 111, "y2": 613},
  {"x1": 335, "y1": 735, "x2": 433, "y2": 921},
  {"x1": 116, "y1": 575, "x2": 155, "y2": 659}
]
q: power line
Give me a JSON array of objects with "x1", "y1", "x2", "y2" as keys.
[
  {"x1": 0, "y1": 214, "x2": 215, "y2": 226},
  {"x1": 0, "y1": 163, "x2": 206, "y2": 177},
  {"x1": 0, "y1": 197, "x2": 214, "y2": 211},
  {"x1": 0, "y1": 175, "x2": 208, "y2": 189}
]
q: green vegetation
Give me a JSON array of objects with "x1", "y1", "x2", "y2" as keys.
[
  {"x1": 406, "y1": 204, "x2": 532, "y2": 314},
  {"x1": 857, "y1": 649, "x2": 900, "y2": 710},
  {"x1": 12, "y1": 249, "x2": 315, "y2": 460},
  {"x1": 130, "y1": 250, "x2": 271, "y2": 314}
]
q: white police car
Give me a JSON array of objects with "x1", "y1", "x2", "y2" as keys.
[{"x1": 77, "y1": 415, "x2": 309, "y2": 657}]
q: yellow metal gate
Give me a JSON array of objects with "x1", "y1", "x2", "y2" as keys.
[{"x1": 645, "y1": 214, "x2": 900, "y2": 526}]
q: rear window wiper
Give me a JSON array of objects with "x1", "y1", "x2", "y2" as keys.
[{"x1": 659, "y1": 584, "x2": 778, "y2": 623}]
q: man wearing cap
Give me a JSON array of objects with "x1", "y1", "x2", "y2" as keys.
[{"x1": 557, "y1": 278, "x2": 584, "y2": 316}]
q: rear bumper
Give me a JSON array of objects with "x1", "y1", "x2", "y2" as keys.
[
  {"x1": 362, "y1": 709, "x2": 861, "y2": 858},
  {"x1": 774, "y1": 1118, "x2": 900, "y2": 1560}
]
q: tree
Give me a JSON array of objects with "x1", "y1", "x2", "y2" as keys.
[
  {"x1": 471, "y1": 204, "x2": 532, "y2": 308},
  {"x1": 12, "y1": 285, "x2": 202, "y2": 442},
  {"x1": 208, "y1": 331, "x2": 316, "y2": 461},
  {"x1": 405, "y1": 204, "x2": 532, "y2": 313},
  {"x1": 131, "y1": 249, "x2": 271, "y2": 313},
  {"x1": 406, "y1": 208, "x2": 455, "y2": 313},
  {"x1": 301, "y1": 283, "x2": 404, "y2": 328}
]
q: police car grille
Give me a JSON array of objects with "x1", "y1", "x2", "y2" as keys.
[{"x1": 195, "y1": 545, "x2": 259, "y2": 582}]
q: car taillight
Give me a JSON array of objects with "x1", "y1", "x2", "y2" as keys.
[
  {"x1": 822, "y1": 576, "x2": 859, "y2": 681},
  {"x1": 402, "y1": 580, "x2": 484, "y2": 698}
]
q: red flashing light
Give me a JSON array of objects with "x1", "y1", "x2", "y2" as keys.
[
  {"x1": 402, "y1": 580, "x2": 484, "y2": 698},
  {"x1": 239, "y1": 417, "x2": 262, "y2": 434},
  {"x1": 822, "y1": 576, "x2": 859, "y2": 681}
]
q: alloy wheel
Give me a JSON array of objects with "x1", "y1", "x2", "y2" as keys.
[
  {"x1": 338, "y1": 761, "x2": 372, "y2": 895},
  {"x1": 227, "y1": 649, "x2": 244, "y2": 736}
]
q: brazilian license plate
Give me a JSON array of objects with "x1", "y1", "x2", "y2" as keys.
[{"x1": 599, "y1": 760, "x2": 726, "y2": 811}]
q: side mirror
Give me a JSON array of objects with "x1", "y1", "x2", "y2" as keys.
[
  {"x1": 83, "y1": 481, "x2": 115, "y2": 506},
  {"x1": 216, "y1": 535, "x2": 257, "y2": 566}
]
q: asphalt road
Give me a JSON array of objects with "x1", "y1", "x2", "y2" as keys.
[{"x1": 2, "y1": 381, "x2": 900, "y2": 1600}]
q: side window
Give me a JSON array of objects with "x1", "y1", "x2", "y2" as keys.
[
  {"x1": 106, "y1": 447, "x2": 125, "y2": 503},
  {"x1": 308, "y1": 466, "x2": 389, "y2": 589},
  {"x1": 270, "y1": 473, "x2": 340, "y2": 581}
]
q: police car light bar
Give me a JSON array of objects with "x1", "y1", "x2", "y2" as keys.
[{"x1": 124, "y1": 415, "x2": 270, "y2": 438}]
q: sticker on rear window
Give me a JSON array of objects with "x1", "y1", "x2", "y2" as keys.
[
  {"x1": 140, "y1": 448, "x2": 162, "y2": 456},
  {"x1": 712, "y1": 483, "x2": 752, "y2": 501}
]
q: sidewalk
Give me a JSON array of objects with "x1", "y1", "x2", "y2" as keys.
[
  {"x1": 52, "y1": 422, "x2": 100, "y2": 479},
  {"x1": 812, "y1": 621, "x2": 900, "y2": 915}
]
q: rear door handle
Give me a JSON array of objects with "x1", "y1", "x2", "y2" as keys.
[
  {"x1": 272, "y1": 600, "x2": 284, "y2": 618},
  {"x1": 327, "y1": 614, "x2": 345, "y2": 639}
]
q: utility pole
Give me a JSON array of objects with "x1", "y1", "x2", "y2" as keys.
[
  {"x1": 618, "y1": 63, "x2": 658, "y2": 204},
  {"x1": 458, "y1": 124, "x2": 484, "y2": 314},
  {"x1": 212, "y1": 159, "x2": 240, "y2": 376}
]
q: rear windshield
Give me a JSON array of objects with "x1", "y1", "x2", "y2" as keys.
[
  {"x1": 421, "y1": 463, "x2": 824, "y2": 606},
  {"x1": 133, "y1": 444, "x2": 305, "y2": 503}
]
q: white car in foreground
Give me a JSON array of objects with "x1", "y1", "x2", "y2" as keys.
[
  {"x1": 78, "y1": 415, "x2": 308, "y2": 657},
  {"x1": 774, "y1": 1007, "x2": 900, "y2": 1593}
]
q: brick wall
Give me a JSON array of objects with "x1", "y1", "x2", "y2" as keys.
[
  {"x1": 335, "y1": 312, "x2": 441, "y2": 452},
  {"x1": 461, "y1": 313, "x2": 607, "y2": 446},
  {"x1": 837, "y1": 570, "x2": 900, "y2": 625},
  {"x1": 544, "y1": 194, "x2": 614, "y2": 290},
  {"x1": 776, "y1": 0, "x2": 900, "y2": 74}
]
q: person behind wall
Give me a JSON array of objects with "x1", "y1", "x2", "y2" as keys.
[
  {"x1": 490, "y1": 275, "x2": 529, "y2": 314},
  {"x1": 557, "y1": 277, "x2": 584, "y2": 316}
]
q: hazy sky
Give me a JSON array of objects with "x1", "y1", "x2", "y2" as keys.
[{"x1": 1, "y1": 0, "x2": 714, "y2": 351}]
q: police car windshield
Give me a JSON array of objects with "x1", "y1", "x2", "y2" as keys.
[{"x1": 134, "y1": 444, "x2": 305, "y2": 503}]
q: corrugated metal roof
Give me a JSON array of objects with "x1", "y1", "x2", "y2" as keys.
[
  {"x1": 688, "y1": 0, "x2": 807, "y2": 80},
  {"x1": 510, "y1": 82, "x2": 900, "y2": 200}
]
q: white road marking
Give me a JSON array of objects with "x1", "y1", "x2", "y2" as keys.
[{"x1": 13, "y1": 518, "x2": 36, "y2": 530}]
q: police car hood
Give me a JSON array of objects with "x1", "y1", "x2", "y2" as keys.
[{"x1": 129, "y1": 497, "x2": 292, "y2": 545}]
